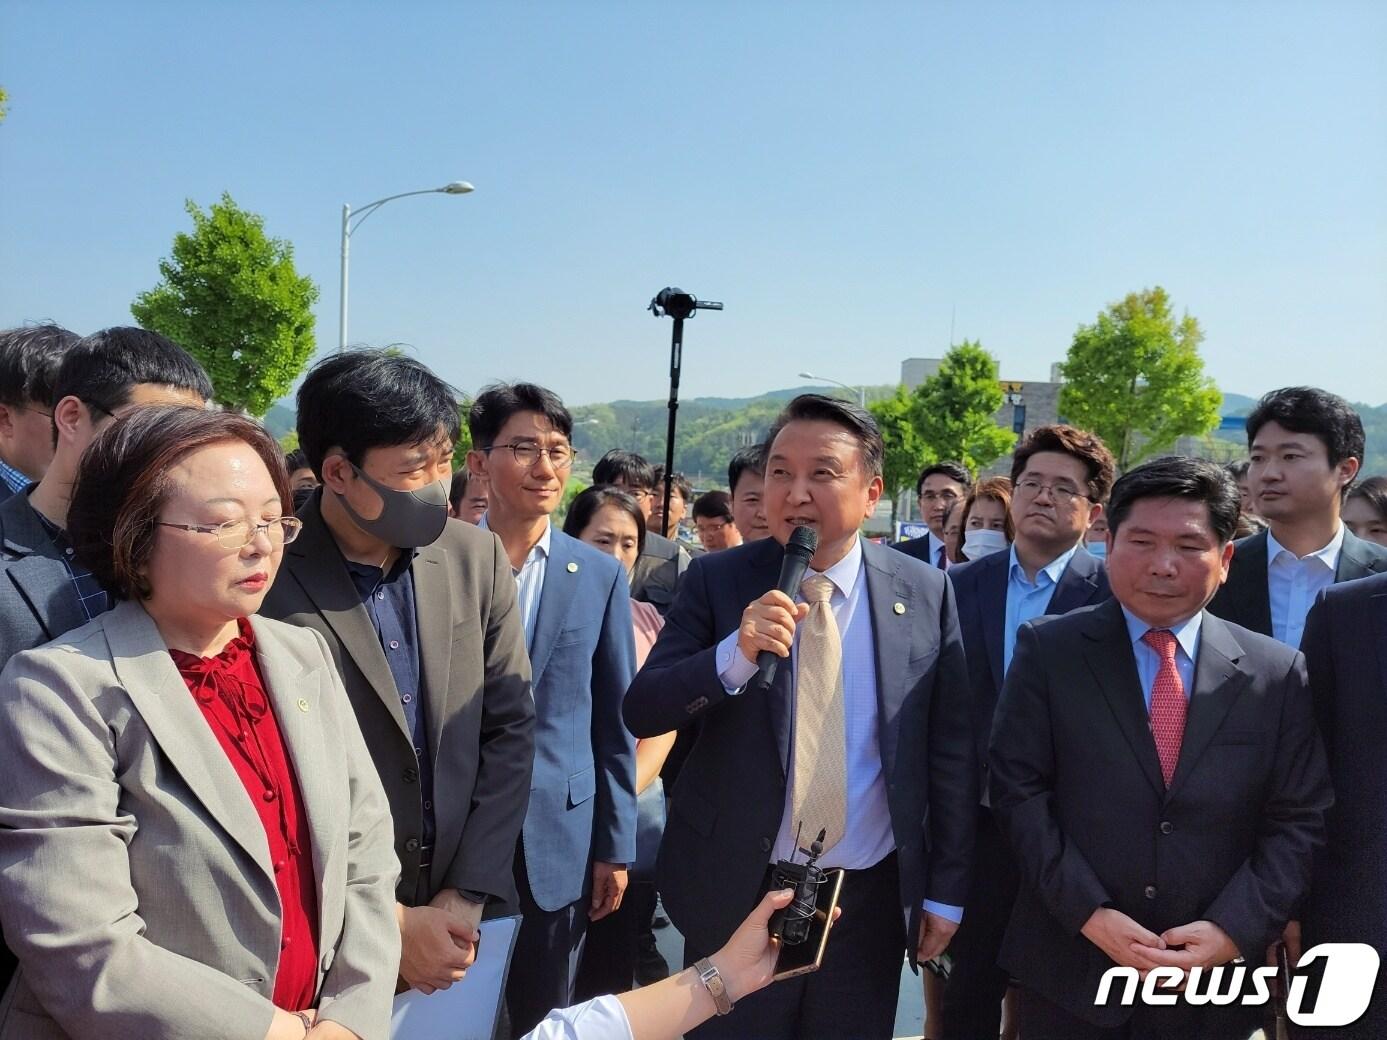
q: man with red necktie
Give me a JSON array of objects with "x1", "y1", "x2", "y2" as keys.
[{"x1": 988, "y1": 456, "x2": 1331, "y2": 1040}]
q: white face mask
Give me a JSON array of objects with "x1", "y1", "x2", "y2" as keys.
[
  {"x1": 963, "y1": 528, "x2": 1010, "y2": 559},
  {"x1": 1085, "y1": 539, "x2": 1107, "y2": 560}
]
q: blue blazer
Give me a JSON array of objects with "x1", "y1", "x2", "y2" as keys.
[
  {"x1": 948, "y1": 546, "x2": 1109, "y2": 780},
  {"x1": 623, "y1": 536, "x2": 976, "y2": 958},
  {"x1": 520, "y1": 530, "x2": 638, "y2": 913}
]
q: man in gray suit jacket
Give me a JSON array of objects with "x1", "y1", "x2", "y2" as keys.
[
  {"x1": 1209, "y1": 387, "x2": 1387, "y2": 645},
  {"x1": 261, "y1": 351, "x2": 535, "y2": 997}
]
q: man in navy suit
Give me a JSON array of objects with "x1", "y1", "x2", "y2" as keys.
[
  {"x1": 1300, "y1": 574, "x2": 1387, "y2": 1039},
  {"x1": 625, "y1": 394, "x2": 975, "y2": 1040},
  {"x1": 468, "y1": 383, "x2": 638, "y2": 1036},
  {"x1": 1209, "y1": 387, "x2": 1387, "y2": 645},
  {"x1": 941, "y1": 424, "x2": 1115, "y2": 1040},
  {"x1": 895, "y1": 460, "x2": 973, "y2": 569}
]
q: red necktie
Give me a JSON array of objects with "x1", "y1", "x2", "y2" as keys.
[{"x1": 1142, "y1": 629, "x2": 1186, "y2": 787}]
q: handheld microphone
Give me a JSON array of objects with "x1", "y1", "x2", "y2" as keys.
[{"x1": 754, "y1": 525, "x2": 819, "y2": 691}]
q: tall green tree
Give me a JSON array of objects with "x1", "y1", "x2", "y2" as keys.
[
  {"x1": 869, "y1": 385, "x2": 932, "y2": 528},
  {"x1": 911, "y1": 340, "x2": 1015, "y2": 474},
  {"x1": 131, "y1": 193, "x2": 319, "y2": 416},
  {"x1": 1058, "y1": 287, "x2": 1222, "y2": 469}
]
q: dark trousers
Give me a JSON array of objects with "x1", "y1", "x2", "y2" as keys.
[
  {"x1": 573, "y1": 882, "x2": 642, "y2": 1000},
  {"x1": 686, "y1": 852, "x2": 906, "y2": 1040},
  {"x1": 940, "y1": 805, "x2": 1018, "y2": 1040},
  {"x1": 504, "y1": 851, "x2": 588, "y2": 1037},
  {"x1": 1017, "y1": 985, "x2": 1261, "y2": 1040}
]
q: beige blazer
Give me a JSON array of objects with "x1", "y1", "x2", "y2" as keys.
[{"x1": 0, "y1": 600, "x2": 401, "y2": 1040}]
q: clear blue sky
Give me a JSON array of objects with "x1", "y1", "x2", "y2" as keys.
[{"x1": 2, "y1": 1, "x2": 1384, "y2": 407}]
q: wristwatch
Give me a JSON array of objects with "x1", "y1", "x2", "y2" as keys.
[
  {"x1": 694, "y1": 957, "x2": 734, "y2": 1015},
  {"x1": 456, "y1": 888, "x2": 488, "y2": 905}
]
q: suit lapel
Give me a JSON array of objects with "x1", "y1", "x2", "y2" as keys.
[
  {"x1": 1376, "y1": 590, "x2": 1387, "y2": 699},
  {"x1": 1225, "y1": 531, "x2": 1273, "y2": 635},
  {"x1": 739, "y1": 539, "x2": 793, "y2": 775},
  {"x1": 1167, "y1": 613, "x2": 1250, "y2": 797},
  {"x1": 106, "y1": 601, "x2": 274, "y2": 881},
  {"x1": 1336, "y1": 528, "x2": 1387, "y2": 582},
  {"x1": 283, "y1": 504, "x2": 409, "y2": 740},
  {"x1": 1082, "y1": 600, "x2": 1166, "y2": 796},
  {"x1": 530, "y1": 531, "x2": 579, "y2": 687},
  {"x1": 1049, "y1": 547, "x2": 1104, "y2": 615},
  {"x1": 862, "y1": 541, "x2": 911, "y2": 781},
  {"x1": 249, "y1": 617, "x2": 335, "y2": 901},
  {"x1": 976, "y1": 553, "x2": 1009, "y2": 695},
  {"x1": 1, "y1": 497, "x2": 89, "y2": 640},
  {"x1": 412, "y1": 541, "x2": 454, "y2": 763}
]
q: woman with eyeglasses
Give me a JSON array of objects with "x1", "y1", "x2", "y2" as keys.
[{"x1": 0, "y1": 406, "x2": 400, "y2": 1040}]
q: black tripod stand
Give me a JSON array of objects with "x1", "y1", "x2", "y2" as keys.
[{"x1": 648, "y1": 288, "x2": 723, "y2": 536}]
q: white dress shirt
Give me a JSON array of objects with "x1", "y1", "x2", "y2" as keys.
[
  {"x1": 480, "y1": 514, "x2": 551, "y2": 648},
  {"x1": 1266, "y1": 525, "x2": 1343, "y2": 648},
  {"x1": 714, "y1": 537, "x2": 962, "y2": 922},
  {"x1": 520, "y1": 994, "x2": 632, "y2": 1040}
]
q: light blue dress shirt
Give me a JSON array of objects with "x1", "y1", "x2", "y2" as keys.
[
  {"x1": 1121, "y1": 607, "x2": 1201, "y2": 708},
  {"x1": 1266, "y1": 525, "x2": 1343, "y2": 649},
  {"x1": 479, "y1": 514, "x2": 550, "y2": 649},
  {"x1": 714, "y1": 538, "x2": 963, "y2": 923},
  {"x1": 1003, "y1": 543, "x2": 1079, "y2": 673}
]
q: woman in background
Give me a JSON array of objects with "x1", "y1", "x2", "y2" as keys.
[
  {"x1": 1344, "y1": 475, "x2": 1387, "y2": 547},
  {"x1": 956, "y1": 476, "x2": 1014, "y2": 563}
]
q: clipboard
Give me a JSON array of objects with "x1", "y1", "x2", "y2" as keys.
[{"x1": 390, "y1": 914, "x2": 521, "y2": 1040}]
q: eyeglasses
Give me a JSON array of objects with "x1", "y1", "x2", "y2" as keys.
[
  {"x1": 696, "y1": 519, "x2": 731, "y2": 533},
  {"x1": 157, "y1": 516, "x2": 304, "y2": 550},
  {"x1": 1014, "y1": 477, "x2": 1089, "y2": 506},
  {"x1": 480, "y1": 442, "x2": 577, "y2": 470}
]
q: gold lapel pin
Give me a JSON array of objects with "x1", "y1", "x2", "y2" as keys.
[
  {"x1": 296, "y1": 698, "x2": 310, "y2": 713},
  {"x1": 567, "y1": 561, "x2": 579, "y2": 574},
  {"x1": 893, "y1": 602, "x2": 906, "y2": 615}
]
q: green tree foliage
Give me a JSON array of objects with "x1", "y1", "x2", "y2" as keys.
[
  {"x1": 131, "y1": 193, "x2": 319, "y2": 416},
  {"x1": 0, "y1": 86, "x2": 8, "y2": 123},
  {"x1": 869, "y1": 385, "x2": 933, "y2": 526},
  {"x1": 911, "y1": 341, "x2": 1015, "y2": 474},
  {"x1": 452, "y1": 401, "x2": 474, "y2": 471},
  {"x1": 1059, "y1": 287, "x2": 1222, "y2": 470}
]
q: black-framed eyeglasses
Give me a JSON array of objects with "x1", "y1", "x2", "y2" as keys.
[
  {"x1": 480, "y1": 442, "x2": 577, "y2": 470},
  {"x1": 157, "y1": 516, "x2": 304, "y2": 550},
  {"x1": 1014, "y1": 477, "x2": 1089, "y2": 506}
]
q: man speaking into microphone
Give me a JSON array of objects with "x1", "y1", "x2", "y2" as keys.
[{"x1": 624, "y1": 394, "x2": 975, "y2": 1039}]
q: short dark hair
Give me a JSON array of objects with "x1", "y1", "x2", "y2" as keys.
[
  {"x1": 593, "y1": 449, "x2": 654, "y2": 489},
  {"x1": 468, "y1": 382, "x2": 572, "y2": 449},
  {"x1": 728, "y1": 443, "x2": 766, "y2": 495},
  {"x1": 692, "y1": 489, "x2": 735, "y2": 523},
  {"x1": 0, "y1": 324, "x2": 80, "y2": 407},
  {"x1": 296, "y1": 349, "x2": 461, "y2": 478},
  {"x1": 449, "y1": 468, "x2": 470, "y2": 511},
  {"x1": 562, "y1": 485, "x2": 647, "y2": 555},
  {"x1": 1106, "y1": 456, "x2": 1241, "y2": 546},
  {"x1": 1246, "y1": 387, "x2": 1365, "y2": 475},
  {"x1": 1010, "y1": 424, "x2": 1116, "y2": 504},
  {"x1": 53, "y1": 327, "x2": 212, "y2": 417},
  {"x1": 1224, "y1": 459, "x2": 1250, "y2": 481},
  {"x1": 653, "y1": 467, "x2": 693, "y2": 503},
  {"x1": 1347, "y1": 475, "x2": 1387, "y2": 523},
  {"x1": 766, "y1": 394, "x2": 883, "y2": 477},
  {"x1": 68, "y1": 406, "x2": 291, "y2": 601},
  {"x1": 285, "y1": 448, "x2": 310, "y2": 474},
  {"x1": 915, "y1": 460, "x2": 973, "y2": 497}
]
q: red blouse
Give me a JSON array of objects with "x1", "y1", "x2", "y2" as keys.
[{"x1": 170, "y1": 618, "x2": 321, "y2": 1012}]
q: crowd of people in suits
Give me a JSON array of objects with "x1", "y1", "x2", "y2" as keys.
[{"x1": 0, "y1": 321, "x2": 1383, "y2": 1040}]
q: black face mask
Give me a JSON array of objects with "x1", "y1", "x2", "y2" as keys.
[{"x1": 335, "y1": 462, "x2": 449, "y2": 548}]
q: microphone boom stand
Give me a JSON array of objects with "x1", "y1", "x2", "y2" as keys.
[{"x1": 648, "y1": 288, "x2": 723, "y2": 538}]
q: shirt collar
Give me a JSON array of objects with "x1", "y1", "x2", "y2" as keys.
[
  {"x1": 1007, "y1": 541, "x2": 1079, "y2": 588},
  {"x1": 807, "y1": 535, "x2": 864, "y2": 601},
  {"x1": 1121, "y1": 605, "x2": 1204, "y2": 662},
  {"x1": 479, "y1": 514, "x2": 551, "y2": 565},
  {"x1": 1266, "y1": 524, "x2": 1344, "y2": 570}
]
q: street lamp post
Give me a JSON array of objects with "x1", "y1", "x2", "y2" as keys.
[
  {"x1": 339, "y1": 180, "x2": 474, "y2": 352},
  {"x1": 799, "y1": 371, "x2": 867, "y2": 408}
]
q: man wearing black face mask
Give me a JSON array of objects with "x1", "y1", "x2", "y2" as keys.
[{"x1": 261, "y1": 351, "x2": 535, "y2": 998}]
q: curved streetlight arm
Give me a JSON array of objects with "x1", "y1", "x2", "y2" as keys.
[
  {"x1": 346, "y1": 188, "x2": 449, "y2": 237},
  {"x1": 799, "y1": 372, "x2": 867, "y2": 407}
]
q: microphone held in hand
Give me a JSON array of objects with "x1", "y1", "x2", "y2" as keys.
[{"x1": 754, "y1": 525, "x2": 819, "y2": 691}]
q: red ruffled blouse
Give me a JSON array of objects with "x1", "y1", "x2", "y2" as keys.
[{"x1": 170, "y1": 618, "x2": 321, "y2": 1012}]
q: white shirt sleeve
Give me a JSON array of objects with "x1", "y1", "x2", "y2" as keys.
[
  {"x1": 519, "y1": 994, "x2": 634, "y2": 1040},
  {"x1": 715, "y1": 630, "x2": 758, "y2": 694}
]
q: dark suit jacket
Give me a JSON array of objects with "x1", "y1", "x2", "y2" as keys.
[
  {"x1": 1208, "y1": 527, "x2": 1387, "y2": 637},
  {"x1": 949, "y1": 545, "x2": 1109, "y2": 783},
  {"x1": 517, "y1": 530, "x2": 638, "y2": 912},
  {"x1": 630, "y1": 531, "x2": 690, "y2": 615},
  {"x1": 260, "y1": 497, "x2": 535, "y2": 908},
  {"x1": 0, "y1": 492, "x2": 89, "y2": 665},
  {"x1": 989, "y1": 600, "x2": 1331, "y2": 1026},
  {"x1": 894, "y1": 531, "x2": 944, "y2": 567},
  {"x1": 1301, "y1": 573, "x2": 1387, "y2": 1039},
  {"x1": 623, "y1": 536, "x2": 976, "y2": 958}
]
